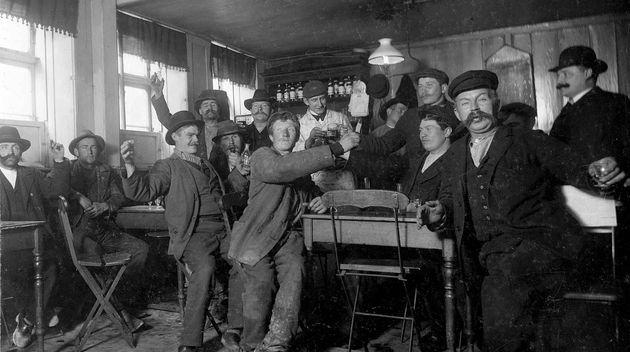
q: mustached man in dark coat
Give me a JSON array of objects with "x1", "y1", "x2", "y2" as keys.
[{"x1": 417, "y1": 70, "x2": 626, "y2": 351}]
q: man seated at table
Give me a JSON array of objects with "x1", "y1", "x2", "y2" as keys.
[
  {"x1": 121, "y1": 111, "x2": 243, "y2": 352},
  {"x1": 229, "y1": 111, "x2": 360, "y2": 352},
  {"x1": 0, "y1": 126, "x2": 70, "y2": 347},
  {"x1": 68, "y1": 130, "x2": 149, "y2": 331},
  {"x1": 417, "y1": 70, "x2": 626, "y2": 351}
]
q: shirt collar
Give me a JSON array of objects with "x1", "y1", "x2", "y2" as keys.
[{"x1": 569, "y1": 87, "x2": 592, "y2": 104}]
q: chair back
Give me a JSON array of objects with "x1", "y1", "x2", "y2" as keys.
[
  {"x1": 320, "y1": 190, "x2": 410, "y2": 275},
  {"x1": 57, "y1": 196, "x2": 80, "y2": 267}
]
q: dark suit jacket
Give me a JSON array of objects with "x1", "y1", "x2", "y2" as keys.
[
  {"x1": 229, "y1": 145, "x2": 335, "y2": 266},
  {"x1": 0, "y1": 161, "x2": 70, "y2": 222},
  {"x1": 550, "y1": 87, "x2": 630, "y2": 171},
  {"x1": 438, "y1": 127, "x2": 591, "y2": 260},
  {"x1": 407, "y1": 151, "x2": 447, "y2": 204},
  {"x1": 122, "y1": 153, "x2": 225, "y2": 259},
  {"x1": 359, "y1": 100, "x2": 459, "y2": 194}
]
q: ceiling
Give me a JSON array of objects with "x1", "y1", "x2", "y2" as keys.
[{"x1": 117, "y1": 0, "x2": 629, "y2": 60}]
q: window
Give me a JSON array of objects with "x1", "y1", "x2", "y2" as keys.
[
  {"x1": 118, "y1": 53, "x2": 188, "y2": 132},
  {"x1": 0, "y1": 20, "x2": 36, "y2": 121},
  {"x1": 212, "y1": 77, "x2": 256, "y2": 120}
]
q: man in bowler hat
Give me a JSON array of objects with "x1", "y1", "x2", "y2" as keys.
[
  {"x1": 417, "y1": 70, "x2": 626, "y2": 351},
  {"x1": 243, "y1": 89, "x2": 274, "y2": 152}
]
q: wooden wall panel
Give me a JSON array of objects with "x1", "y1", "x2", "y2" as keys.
[
  {"x1": 589, "y1": 23, "x2": 618, "y2": 93},
  {"x1": 614, "y1": 20, "x2": 630, "y2": 96},
  {"x1": 186, "y1": 35, "x2": 213, "y2": 112},
  {"x1": 558, "y1": 26, "x2": 591, "y2": 49},
  {"x1": 531, "y1": 30, "x2": 561, "y2": 132},
  {"x1": 481, "y1": 36, "x2": 505, "y2": 63},
  {"x1": 512, "y1": 33, "x2": 532, "y2": 54}
]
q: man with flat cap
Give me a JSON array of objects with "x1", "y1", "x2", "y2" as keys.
[
  {"x1": 243, "y1": 89, "x2": 274, "y2": 152},
  {"x1": 356, "y1": 68, "x2": 461, "y2": 194},
  {"x1": 68, "y1": 129, "x2": 149, "y2": 330},
  {"x1": 417, "y1": 70, "x2": 626, "y2": 351},
  {"x1": 0, "y1": 126, "x2": 69, "y2": 347},
  {"x1": 549, "y1": 45, "x2": 630, "y2": 183},
  {"x1": 121, "y1": 111, "x2": 235, "y2": 352}
]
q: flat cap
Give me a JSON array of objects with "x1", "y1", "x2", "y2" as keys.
[
  {"x1": 303, "y1": 80, "x2": 327, "y2": 99},
  {"x1": 414, "y1": 68, "x2": 449, "y2": 85},
  {"x1": 448, "y1": 70, "x2": 498, "y2": 99}
]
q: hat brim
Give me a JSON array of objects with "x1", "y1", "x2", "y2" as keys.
[
  {"x1": 244, "y1": 98, "x2": 276, "y2": 111},
  {"x1": 212, "y1": 129, "x2": 247, "y2": 143},
  {"x1": 378, "y1": 98, "x2": 407, "y2": 121},
  {"x1": 0, "y1": 137, "x2": 31, "y2": 152},
  {"x1": 549, "y1": 59, "x2": 608, "y2": 74},
  {"x1": 165, "y1": 120, "x2": 205, "y2": 145},
  {"x1": 69, "y1": 133, "x2": 105, "y2": 156}
]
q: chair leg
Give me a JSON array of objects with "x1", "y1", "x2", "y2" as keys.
[
  {"x1": 407, "y1": 288, "x2": 418, "y2": 352},
  {"x1": 401, "y1": 301, "x2": 408, "y2": 343},
  {"x1": 347, "y1": 276, "x2": 361, "y2": 352},
  {"x1": 402, "y1": 280, "x2": 422, "y2": 352},
  {"x1": 205, "y1": 311, "x2": 222, "y2": 337}
]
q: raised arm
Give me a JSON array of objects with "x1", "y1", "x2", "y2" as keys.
[
  {"x1": 120, "y1": 140, "x2": 171, "y2": 202},
  {"x1": 38, "y1": 142, "x2": 71, "y2": 200},
  {"x1": 150, "y1": 73, "x2": 173, "y2": 128}
]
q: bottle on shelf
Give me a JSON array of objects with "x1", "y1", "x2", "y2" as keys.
[
  {"x1": 344, "y1": 76, "x2": 353, "y2": 96},
  {"x1": 276, "y1": 85, "x2": 283, "y2": 101},
  {"x1": 333, "y1": 79, "x2": 339, "y2": 96},
  {"x1": 289, "y1": 84, "x2": 296, "y2": 101},
  {"x1": 283, "y1": 83, "x2": 290, "y2": 102},
  {"x1": 338, "y1": 78, "x2": 346, "y2": 96},
  {"x1": 296, "y1": 82, "x2": 304, "y2": 100},
  {"x1": 327, "y1": 79, "x2": 334, "y2": 97},
  {"x1": 242, "y1": 143, "x2": 251, "y2": 166}
]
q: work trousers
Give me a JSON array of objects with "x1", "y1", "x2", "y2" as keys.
[
  {"x1": 239, "y1": 231, "x2": 305, "y2": 352},
  {"x1": 179, "y1": 218, "x2": 244, "y2": 347}
]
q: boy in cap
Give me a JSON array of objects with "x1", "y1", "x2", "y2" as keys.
[{"x1": 417, "y1": 70, "x2": 626, "y2": 351}]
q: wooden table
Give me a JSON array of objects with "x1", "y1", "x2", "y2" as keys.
[
  {"x1": 302, "y1": 212, "x2": 456, "y2": 351},
  {"x1": 1, "y1": 220, "x2": 46, "y2": 352},
  {"x1": 115, "y1": 205, "x2": 167, "y2": 231}
]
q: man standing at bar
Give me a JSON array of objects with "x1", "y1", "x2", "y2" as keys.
[
  {"x1": 356, "y1": 69, "x2": 461, "y2": 194},
  {"x1": 417, "y1": 70, "x2": 626, "y2": 351},
  {"x1": 229, "y1": 111, "x2": 360, "y2": 352},
  {"x1": 243, "y1": 89, "x2": 274, "y2": 151},
  {"x1": 0, "y1": 126, "x2": 70, "y2": 348},
  {"x1": 121, "y1": 111, "x2": 233, "y2": 352},
  {"x1": 68, "y1": 130, "x2": 149, "y2": 330}
]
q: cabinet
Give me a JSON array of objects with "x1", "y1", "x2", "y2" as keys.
[{"x1": 261, "y1": 52, "x2": 370, "y2": 116}]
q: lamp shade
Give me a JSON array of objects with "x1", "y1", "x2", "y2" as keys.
[{"x1": 368, "y1": 38, "x2": 405, "y2": 65}]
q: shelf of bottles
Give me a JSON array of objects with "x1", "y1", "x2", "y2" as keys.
[{"x1": 273, "y1": 76, "x2": 356, "y2": 106}]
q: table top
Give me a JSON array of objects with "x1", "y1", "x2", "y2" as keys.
[
  {"x1": 302, "y1": 210, "x2": 418, "y2": 222},
  {"x1": 118, "y1": 205, "x2": 165, "y2": 214},
  {"x1": 0, "y1": 220, "x2": 46, "y2": 231}
]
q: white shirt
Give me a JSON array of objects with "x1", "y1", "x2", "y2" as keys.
[
  {"x1": 469, "y1": 129, "x2": 498, "y2": 167},
  {"x1": 0, "y1": 165, "x2": 18, "y2": 188},
  {"x1": 295, "y1": 109, "x2": 352, "y2": 159},
  {"x1": 568, "y1": 87, "x2": 593, "y2": 104}
]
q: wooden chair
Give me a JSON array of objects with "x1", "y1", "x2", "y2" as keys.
[
  {"x1": 559, "y1": 186, "x2": 619, "y2": 344},
  {"x1": 57, "y1": 196, "x2": 135, "y2": 351},
  {"x1": 320, "y1": 190, "x2": 421, "y2": 352}
]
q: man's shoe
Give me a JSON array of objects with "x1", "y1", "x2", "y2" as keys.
[
  {"x1": 177, "y1": 346, "x2": 197, "y2": 352},
  {"x1": 12, "y1": 313, "x2": 35, "y2": 348},
  {"x1": 220, "y1": 329, "x2": 242, "y2": 351}
]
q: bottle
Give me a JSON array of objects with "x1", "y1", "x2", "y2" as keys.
[
  {"x1": 344, "y1": 76, "x2": 353, "y2": 96},
  {"x1": 276, "y1": 85, "x2": 283, "y2": 101},
  {"x1": 283, "y1": 84, "x2": 290, "y2": 102},
  {"x1": 327, "y1": 79, "x2": 334, "y2": 97},
  {"x1": 241, "y1": 143, "x2": 251, "y2": 166},
  {"x1": 289, "y1": 84, "x2": 296, "y2": 101},
  {"x1": 333, "y1": 79, "x2": 339, "y2": 96},
  {"x1": 296, "y1": 82, "x2": 304, "y2": 100}
]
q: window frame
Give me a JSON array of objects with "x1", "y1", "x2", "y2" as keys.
[{"x1": 118, "y1": 47, "x2": 154, "y2": 132}]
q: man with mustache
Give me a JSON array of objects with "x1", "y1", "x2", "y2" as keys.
[
  {"x1": 68, "y1": 130, "x2": 149, "y2": 331},
  {"x1": 417, "y1": 70, "x2": 626, "y2": 351},
  {"x1": 243, "y1": 89, "x2": 274, "y2": 152},
  {"x1": 0, "y1": 126, "x2": 70, "y2": 347},
  {"x1": 549, "y1": 46, "x2": 630, "y2": 183},
  {"x1": 356, "y1": 69, "x2": 461, "y2": 194},
  {"x1": 121, "y1": 111, "x2": 233, "y2": 352}
]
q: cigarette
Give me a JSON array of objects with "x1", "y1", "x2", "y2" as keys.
[{"x1": 301, "y1": 202, "x2": 310, "y2": 207}]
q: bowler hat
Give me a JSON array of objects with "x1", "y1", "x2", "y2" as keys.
[
  {"x1": 414, "y1": 68, "x2": 450, "y2": 85},
  {"x1": 0, "y1": 126, "x2": 31, "y2": 152},
  {"x1": 212, "y1": 120, "x2": 247, "y2": 142},
  {"x1": 165, "y1": 111, "x2": 205, "y2": 145},
  {"x1": 379, "y1": 98, "x2": 410, "y2": 121},
  {"x1": 303, "y1": 81, "x2": 327, "y2": 99},
  {"x1": 448, "y1": 70, "x2": 498, "y2": 99},
  {"x1": 193, "y1": 90, "x2": 220, "y2": 114},
  {"x1": 366, "y1": 74, "x2": 390, "y2": 99},
  {"x1": 69, "y1": 130, "x2": 105, "y2": 156},
  {"x1": 244, "y1": 89, "x2": 276, "y2": 110},
  {"x1": 549, "y1": 46, "x2": 608, "y2": 74}
]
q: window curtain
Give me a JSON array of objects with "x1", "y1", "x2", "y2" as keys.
[
  {"x1": 117, "y1": 12, "x2": 187, "y2": 71},
  {"x1": 0, "y1": 0, "x2": 78, "y2": 36},
  {"x1": 210, "y1": 44, "x2": 256, "y2": 88}
]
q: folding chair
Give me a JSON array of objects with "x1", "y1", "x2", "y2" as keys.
[
  {"x1": 320, "y1": 190, "x2": 421, "y2": 352},
  {"x1": 57, "y1": 196, "x2": 135, "y2": 351}
]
